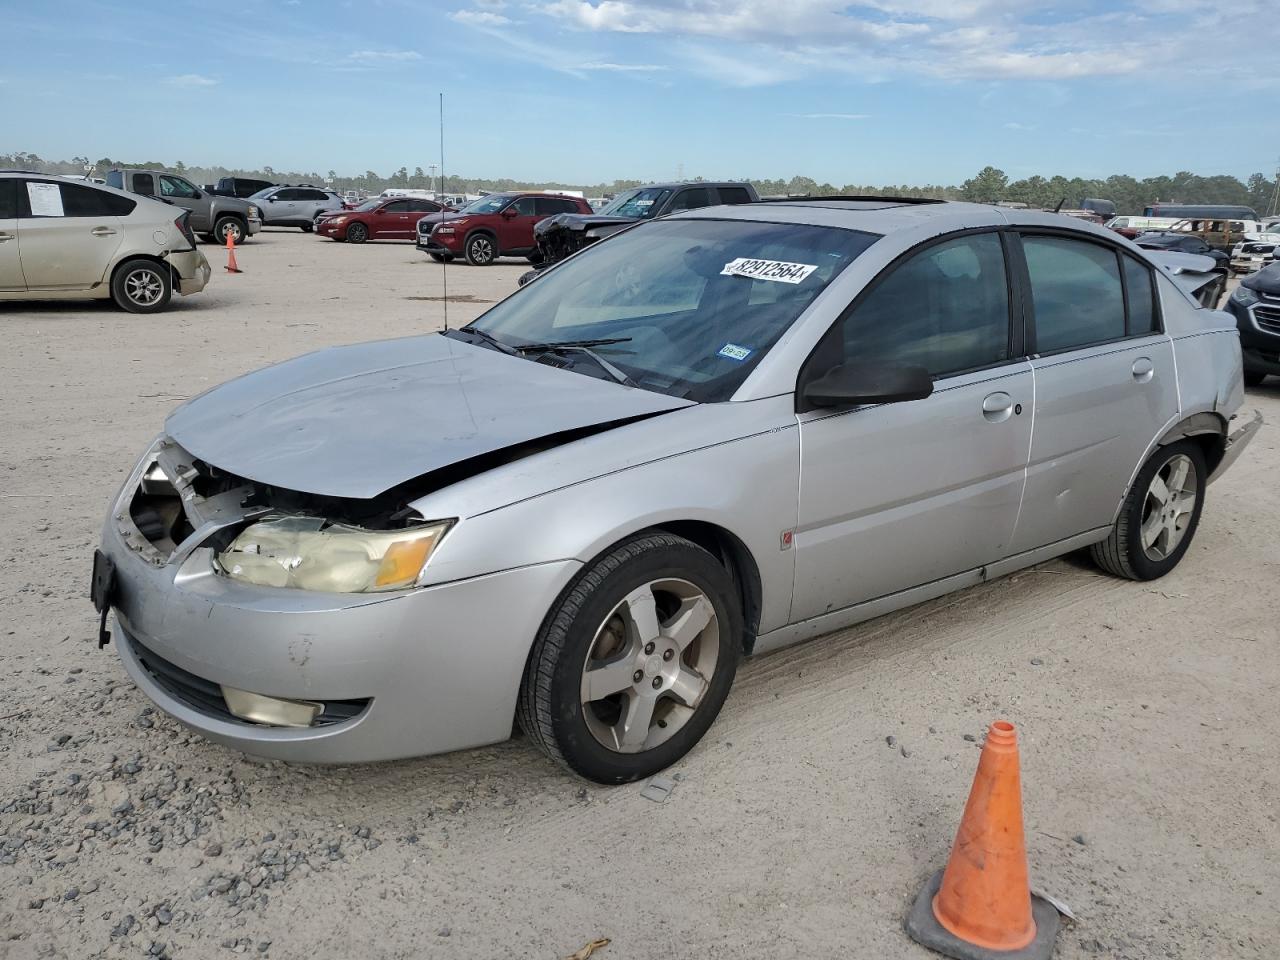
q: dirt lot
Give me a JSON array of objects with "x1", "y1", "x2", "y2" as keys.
[{"x1": 1, "y1": 230, "x2": 1277, "y2": 960}]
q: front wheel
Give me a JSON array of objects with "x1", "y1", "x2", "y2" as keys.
[
  {"x1": 111, "y1": 259, "x2": 172, "y2": 314},
  {"x1": 300, "y1": 222, "x2": 314, "y2": 233},
  {"x1": 465, "y1": 233, "x2": 496, "y2": 265},
  {"x1": 1090, "y1": 440, "x2": 1206, "y2": 580},
  {"x1": 518, "y1": 533, "x2": 742, "y2": 784},
  {"x1": 346, "y1": 222, "x2": 368, "y2": 244},
  {"x1": 214, "y1": 217, "x2": 245, "y2": 245}
]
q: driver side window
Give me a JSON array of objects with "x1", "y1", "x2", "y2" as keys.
[
  {"x1": 159, "y1": 176, "x2": 197, "y2": 199},
  {"x1": 512, "y1": 197, "x2": 538, "y2": 216},
  {"x1": 833, "y1": 232, "x2": 1012, "y2": 377}
]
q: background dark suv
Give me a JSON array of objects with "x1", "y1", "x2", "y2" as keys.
[
  {"x1": 418, "y1": 193, "x2": 593, "y2": 265},
  {"x1": 206, "y1": 177, "x2": 276, "y2": 199}
]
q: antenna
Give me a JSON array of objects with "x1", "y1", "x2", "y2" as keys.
[{"x1": 439, "y1": 92, "x2": 448, "y2": 333}]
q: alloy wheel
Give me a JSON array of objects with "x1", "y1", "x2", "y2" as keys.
[
  {"x1": 124, "y1": 268, "x2": 164, "y2": 307},
  {"x1": 1141, "y1": 453, "x2": 1198, "y2": 561},
  {"x1": 470, "y1": 237, "x2": 494, "y2": 263},
  {"x1": 579, "y1": 578, "x2": 719, "y2": 754}
]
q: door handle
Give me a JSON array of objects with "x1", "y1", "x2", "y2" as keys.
[
  {"x1": 982, "y1": 391, "x2": 1014, "y2": 423},
  {"x1": 1132, "y1": 357, "x2": 1154, "y2": 383},
  {"x1": 91, "y1": 227, "x2": 117, "y2": 237},
  {"x1": 0, "y1": 232, "x2": 13, "y2": 242}
]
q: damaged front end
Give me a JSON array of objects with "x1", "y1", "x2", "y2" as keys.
[{"x1": 523, "y1": 214, "x2": 640, "y2": 284}]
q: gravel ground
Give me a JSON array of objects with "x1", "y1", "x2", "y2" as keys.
[{"x1": 1, "y1": 231, "x2": 1277, "y2": 959}]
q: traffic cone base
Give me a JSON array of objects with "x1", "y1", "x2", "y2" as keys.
[{"x1": 906, "y1": 869, "x2": 1059, "y2": 960}]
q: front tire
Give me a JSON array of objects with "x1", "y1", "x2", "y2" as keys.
[
  {"x1": 111, "y1": 259, "x2": 172, "y2": 314},
  {"x1": 300, "y1": 222, "x2": 314, "y2": 233},
  {"x1": 465, "y1": 233, "x2": 496, "y2": 265},
  {"x1": 213, "y1": 217, "x2": 245, "y2": 245},
  {"x1": 1090, "y1": 440, "x2": 1206, "y2": 581},
  {"x1": 346, "y1": 222, "x2": 368, "y2": 244},
  {"x1": 518, "y1": 532, "x2": 742, "y2": 784}
]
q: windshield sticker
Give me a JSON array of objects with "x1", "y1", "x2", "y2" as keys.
[
  {"x1": 718, "y1": 343, "x2": 752, "y2": 361},
  {"x1": 721, "y1": 258, "x2": 818, "y2": 284},
  {"x1": 635, "y1": 199, "x2": 655, "y2": 207},
  {"x1": 27, "y1": 182, "x2": 64, "y2": 217}
]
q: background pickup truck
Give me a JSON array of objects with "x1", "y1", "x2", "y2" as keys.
[
  {"x1": 105, "y1": 170, "x2": 262, "y2": 244},
  {"x1": 525, "y1": 181, "x2": 759, "y2": 282}
]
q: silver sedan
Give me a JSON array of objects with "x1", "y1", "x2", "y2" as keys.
[{"x1": 94, "y1": 198, "x2": 1260, "y2": 783}]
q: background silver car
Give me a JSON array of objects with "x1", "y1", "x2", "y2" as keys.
[
  {"x1": 95, "y1": 199, "x2": 1258, "y2": 783},
  {"x1": 1, "y1": 171, "x2": 210, "y2": 312},
  {"x1": 250, "y1": 185, "x2": 343, "y2": 232}
]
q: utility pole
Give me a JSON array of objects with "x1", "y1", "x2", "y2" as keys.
[{"x1": 1269, "y1": 159, "x2": 1280, "y2": 218}]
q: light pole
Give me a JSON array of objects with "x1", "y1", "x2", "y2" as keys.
[{"x1": 428, "y1": 163, "x2": 438, "y2": 198}]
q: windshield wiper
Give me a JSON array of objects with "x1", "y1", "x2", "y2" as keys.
[
  {"x1": 515, "y1": 338, "x2": 637, "y2": 387},
  {"x1": 449, "y1": 327, "x2": 517, "y2": 355}
]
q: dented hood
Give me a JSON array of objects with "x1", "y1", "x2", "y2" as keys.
[{"x1": 165, "y1": 334, "x2": 693, "y2": 499}]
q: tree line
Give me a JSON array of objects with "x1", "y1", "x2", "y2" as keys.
[{"x1": 4, "y1": 152, "x2": 1276, "y2": 217}]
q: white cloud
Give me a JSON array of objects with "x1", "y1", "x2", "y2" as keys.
[
  {"x1": 346, "y1": 49, "x2": 423, "y2": 62},
  {"x1": 451, "y1": 9, "x2": 514, "y2": 25},
  {"x1": 165, "y1": 73, "x2": 218, "y2": 87},
  {"x1": 791, "y1": 113, "x2": 871, "y2": 120},
  {"x1": 581, "y1": 61, "x2": 666, "y2": 71},
  {"x1": 1003, "y1": 121, "x2": 1034, "y2": 131}
]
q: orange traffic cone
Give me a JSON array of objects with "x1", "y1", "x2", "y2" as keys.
[
  {"x1": 905, "y1": 720, "x2": 1059, "y2": 960},
  {"x1": 224, "y1": 231, "x2": 242, "y2": 274}
]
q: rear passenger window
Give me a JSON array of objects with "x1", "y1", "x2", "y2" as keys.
[
  {"x1": 61, "y1": 183, "x2": 135, "y2": 217},
  {"x1": 1023, "y1": 236, "x2": 1125, "y2": 353},
  {"x1": 1122, "y1": 256, "x2": 1158, "y2": 333},
  {"x1": 133, "y1": 173, "x2": 155, "y2": 196},
  {"x1": 718, "y1": 187, "x2": 753, "y2": 205},
  {"x1": 669, "y1": 188, "x2": 711, "y2": 212},
  {"x1": 836, "y1": 232, "x2": 1011, "y2": 377}
]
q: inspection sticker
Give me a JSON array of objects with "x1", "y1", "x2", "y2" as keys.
[
  {"x1": 721, "y1": 257, "x2": 817, "y2": 284},
  {"x1": 717, "y1": 343, "x2": 752, "y2": 361}
]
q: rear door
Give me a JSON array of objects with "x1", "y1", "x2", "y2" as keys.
[
  {"x1": 1005, "y1": 232, "x2": 1178, "y2": 554},
  {"x1": 16, "y1": 179, "x2": 128, "y2": 290},
  {"x1": 792, "y1": 230, "x2": 1033, "y2": 621},
  {"x1": 0, "y1": 180, "x2": 22, "y2": 290}
]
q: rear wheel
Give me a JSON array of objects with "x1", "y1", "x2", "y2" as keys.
[
  {"x1": 1090, "y1": 440, "x2": 1206, "y2": 581},
  {"x1": 1244, "y1": 370, "x2": 1267, "y2": 387},
  {"x1": 518, "y1": 532, "x2": 741, "y2": 784},
  {"x1": 111, "y1": 259, "x2": 172, "y2": 314},
  {"x1": 465, "y1": 233, "x2": 496, "y2": 265},
  {"x1": 300, "y1": 221, "x2": 314, "y2": 233},
  {"x1": 346, "y1": 222, "x2": 368, "y2": 244}
]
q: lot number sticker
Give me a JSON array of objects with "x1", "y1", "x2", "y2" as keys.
[
  {"x1": 717, "y1": 343, "x2": 752, "y2": 361},
  {"x1": 27, "y1": 182, "x2": 64, "y2": 217},
  {"x1": 721, "y1": 257, "x2": 817, "y2": 284}
]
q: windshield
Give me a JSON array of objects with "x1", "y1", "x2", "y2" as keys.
[
  {"x1": 459, "y1": 195, "x2": 512, "y2": 215},
  {"x1": 598, "y1": 187, "x2": 673, "y2": 220},
  {"x1": 353, "y1": 199, "x2": 382, "y2": 211},
  {"x1": 461, "y1": 218, "x2": 879, "y2": 401}
]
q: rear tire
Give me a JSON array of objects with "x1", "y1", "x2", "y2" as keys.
[
  {"x1": 300, "y1": 222, "x2": 314, "y2": 233},
  {"x1": 1090, "y1": 440, "x2": 1206, "y2": 581},
  {"x1": 111, "y1": 259, "x2": 172, "y2": 314},
  {"x1": 346, "y1": 222, "x2": 368, "y2": 244},
  {"x1": 465, "y1": 233, "x2": 496, "y2": 265},
  {"x1": 518, "y1": 532, "x2": 741, "y2": 784},
  {"x1": 1244, "y1": 370, "x2": 1267, "y2": 387}
]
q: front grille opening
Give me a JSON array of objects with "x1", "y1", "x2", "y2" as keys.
[{"x1": 125, "y1": 630, "x2": 370, "y2": 727}]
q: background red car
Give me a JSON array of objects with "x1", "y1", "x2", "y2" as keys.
[
  {"x1": 317, "y1": 197, "x2": 453, "y2": 243},
  {"x1": 418, "y1": 193, "x2": 593, "y2": 264}
]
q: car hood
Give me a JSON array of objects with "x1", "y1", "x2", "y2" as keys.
[
  {"x1": 1243, "y1": 263, "x2": 1280, "y2": 296},
  {"x1": 165, "y1": 334, "x2": 694, "y2": 500},
  {"x1": 535, "y1": 213, "x2": 640, "y2": 237}
]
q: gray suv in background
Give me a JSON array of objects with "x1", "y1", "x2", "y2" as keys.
[
  {"x1": 106, "y1": 169, "x2": 262, "y2": 244},
  {"x1": 250, "y1": 186, "x2": 344, "y2": 232}
]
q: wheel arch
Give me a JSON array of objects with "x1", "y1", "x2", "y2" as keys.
[
  {"x1": 464, "y1": 227, "x2": 499, "y2": 252},
  {"x1": 1155, "y1": 411, "x2": 1228, "y2": 477},
  {"x1": 109, "y1": 254, "x2": 172, "y2": 286}
]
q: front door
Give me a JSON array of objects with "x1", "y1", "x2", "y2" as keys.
[
  {"x1": 374, "y1": 200, "x2": 414, "y2": 238},
  {"x1": 265, "y1": 188, "x2": 301, "y2": 224},
  {"x1": 498, "y1": 196, "x2": 540, "y2": 253},
  {"x1": 0, "y1": 179, "x2": 23, "y2": 290},
  {"x1": 1006, "y1": 233, "x2": 1180, "y2": 554},
  {"x1": 157, "y1": 174, "x2": 207, "y2": 231},
  {"x1": 792, "y1": 231, "x2": 1032, "y2": 622},
  {"x1": 17, "y1": 179, "x2": 123, "y2": 290}
]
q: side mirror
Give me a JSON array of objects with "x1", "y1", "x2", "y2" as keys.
[
  {"x1": 267, "y1": 196, "x2": 278, "y2": 202},
  {"x1": 501, "y1": 206, "x2": 519, "y2": 219},
  {"x1": 801, "y1": 362, "x2": 933, "y2": 411}
]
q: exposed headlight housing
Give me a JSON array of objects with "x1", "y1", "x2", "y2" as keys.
[
  {"x1": 248, "y1": 205, "x2": 261, "y2": 218},
  {"x1": 216, "y1": 516, "x2": 453, "y2": 593},
  {"x1": 1233, "y1": 285, "x2": 1260, "y2": 306}
]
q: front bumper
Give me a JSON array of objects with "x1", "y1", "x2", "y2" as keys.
[
  {"x1": 98, "y1": 463, "x2": 580, "y2": 763},
  {"x1": 419, "y1": 232, "x2": 462, "y2": 255},
  {"x1": 1227, "y1": 297, "x2": 1280, "y2": 373},
  {"x1": 168, "y1": 249, "x2": 211, "y2": 296},
  {"x1": 245, "y1": 216, "x2": 262, "y2": 237}
]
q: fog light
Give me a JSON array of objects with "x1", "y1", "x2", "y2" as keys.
[{"x1": 221, "y1": 686, "x2": 322, "y2": 727}]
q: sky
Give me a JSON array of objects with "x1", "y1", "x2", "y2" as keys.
[{"x1": 4, "y1": 0, "x2": 1278, "y2": 186}]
